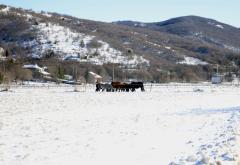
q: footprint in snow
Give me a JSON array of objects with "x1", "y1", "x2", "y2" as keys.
[
  {"x1": 227, "y1": 137, "x2": 236, "y2": 142},
  {"x1": 186, "y1": 155, "x2": 197, "y2": 162},
  {"x1": 207, "y1": 144, "x2": 213, "y2": 148}
]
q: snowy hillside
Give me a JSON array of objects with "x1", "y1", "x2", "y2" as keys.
[
  {"x1": 23, "y1": 22, "x2": 149, "y2": 66},
  {"x1": 0, "y1": 5, "x2": 149, "y2": 66},
  {"x1": 0, "y1": 84, "x2": 240, "y2": 165}
]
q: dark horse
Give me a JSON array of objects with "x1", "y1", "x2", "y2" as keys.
[
  {"x1": 129, "y1": 82, "x2": 145, "y2": 92},
  {"x1": 111, "y1": 81, "x2": 145, "y2": 92},
  {"x1": 96, "y1": 83, "x2": 113, "y2": 92}
]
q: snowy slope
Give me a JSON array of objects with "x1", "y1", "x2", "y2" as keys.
[
  {"x1": 0, "y1": 5, "x2": 149, "y2": 66},
  {"x1": 0, "y1": 84, "x2": 240, "y2": 165},
  {"x1": 22, "y1": 22, "x2": 149, "y2": 66}
]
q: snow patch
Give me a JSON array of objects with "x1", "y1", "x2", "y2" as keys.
[
  {"x1": 42, "y1": 13, "x2": 52, "y2": 17},
  {"x1": 177, "y1": 56, "x2": 208, "y2": 65},
  {"x1": 216, "y1": 24, "x2": 224, "y2": 29},
  {"x1": 208, "y1": 22, "x2": 224, "y2": 29},
  {"x1": 23, "y1": 64, "x2": 50, "y2": 75},
  {"x1": 134, "y1": 23, "x2": 146, "y2": 27},
  {"x1": 26, "y1": 14, "x2": 33, "y2": 19},
  {"x1": 0, "y1": 6, "x2": 10, "y2": 14},
  {"x1": 33, "y1": 22, "x2": 93, "y2": 57},
  {"x1": 146, "y1": 41, "x2": 161, "y2": 48},
  {"x1": 193, "y1": 32, "x2": 203, "y2": 37}
]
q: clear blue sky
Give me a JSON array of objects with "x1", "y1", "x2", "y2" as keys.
[{"x1": 0, "y1": 0, "x2": 239, "y2": 27}]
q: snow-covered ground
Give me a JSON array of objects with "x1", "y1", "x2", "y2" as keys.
[{"x1": 0, "y1": 84, "x2": 240, "y2": 165}]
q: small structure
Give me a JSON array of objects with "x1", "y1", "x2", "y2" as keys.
[
  {"x1": 211, "y1": 74, "x2": 223, "y2": 84},
  {"x1": 89, "y1": 71, "x2": 103, "y2": 83}
]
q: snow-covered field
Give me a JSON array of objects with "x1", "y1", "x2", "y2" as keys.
[{"x1": 0, "y1": 84, "x2": 240, "y2": 165}]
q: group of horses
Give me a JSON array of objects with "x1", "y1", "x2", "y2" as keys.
[{"x1": 96, "y1": 82, "x2": 145, "y2": 92}]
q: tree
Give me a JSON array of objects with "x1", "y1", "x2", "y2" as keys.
[
  {"x1": 80, "y1": 40, "x2": 85, "y2": 48},
  {"x1": 56, "y1": 65, "x2": 65, "y2": 79},
  {"x1": 0, "y1": 72, "x2": 4, "y2": 84}
]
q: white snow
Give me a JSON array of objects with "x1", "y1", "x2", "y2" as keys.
[
  {"x1": 23, "y1": 23, "x2": 148, "y2": 66},
  {"x1": 194, "y1": 32, "x2": 203, "y2": 37},
  {"x1": 42, "y1": 13, "x2": 52, "y2": 17},
  {"x1": 26, "y1": 14, "x2": 33, "y2": 19},
  {"x1": 134, "y1": 23, "x2": 146, "y2": 27},
  {"x1": 0, "y1": 83, "x2": 240, "y2": 165},
  {"x1": 216, "y1": 24, "x2": 224, "y2": 29},
  {"x1": 177, "y1": 56, "x2": 208, "y2": 65},
  {"x1": 33, "y1": 23, "x2": 94, "y2": 57},
  {"x1": 0, "y1": 6, "x2": 10, "y2": 14},
  {"x1": 146, "y1": 41, "x2": 161, "y2": 48},
  {"x1": 23, "y1": 64, "x2": 50, "y2": 75},
  {"x1": 208, "y1": 22, "x2": 224, "y2": 29}
]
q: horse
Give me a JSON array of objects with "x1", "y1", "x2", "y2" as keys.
[
  {"x1": 111, "y1": 81, "x2": 145, "y2": 92},
  {"x1": 111, "y1": 82, "x2": 126, "y2": 92},
  {"x1": 96, "y1": 83, "x2": 113, "y2": 92},
  {"x1": 129, "y1": 82, "x2": 145, "y2": 92}
]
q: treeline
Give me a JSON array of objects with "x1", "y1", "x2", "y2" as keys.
[{"x1": 1, "y1": 56, "x2": 237, "y2": 84}]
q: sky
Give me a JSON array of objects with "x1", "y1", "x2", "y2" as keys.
[{"x1": 0, "y1": 0, "x2": 239, "y2": 27}]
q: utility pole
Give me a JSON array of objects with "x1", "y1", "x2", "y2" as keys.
[{"x1": 112, "y1": 63, "x2": 115, "y2": 82}]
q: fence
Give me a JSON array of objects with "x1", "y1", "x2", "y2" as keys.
[{"x1": 0, "y1": 82, "x2": 239, "y2": 93}]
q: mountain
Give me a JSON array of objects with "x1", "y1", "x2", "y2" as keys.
[
  {"x1": 115, "y1": 16, "x2": 240, "y2": 53},
  {"x1": 0, "y1": 4, "x2": 240, "y2": 83}
]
